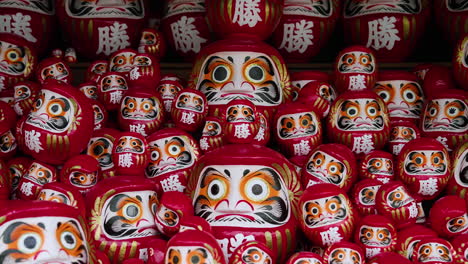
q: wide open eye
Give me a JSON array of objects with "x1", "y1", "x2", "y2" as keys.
[
  {"x1": 376, "y1": 90, "x2": 391, "y2": 102},
  {"x1": 347, "y1": 106, "x2": 359, "y2": 117},
  {"x1": 245, "y1": 64, "x2": 265, "y2": 83},
  {"x1": 367, "y1": 105, "x2": 378, "y2": 117},
  {"x1": 60, "y1": 231, "x2": 77, "y2": 250},
  {"x1": 122, "y1": 203, "x2": 140, "y2": 220},
  {"x1": 18, "y1": 232, "x2": 42, "y2": 254},
  {"x1": 245, "y1": 178, "x2": 269, "y2": 202},
  {"x1": 403, "y1": 88, "x2": 418, "y2": 103},
  {"x1": 446, "y1": 104, "x2": 462, "y2": 117},
  {"x1": 212, "y1": 65, "x2": 230, "y2": 83},
  {"x1": 207, "y1": 179, "x2": 226, "y2": 200},
  {"x1": 150, "y1": 149, "x2": 160, "y2": 161},
  {"x1": 168, "y1": 144, "x2": 181, "y2": 156},
  {"x1": 5, "y1": 48, "x2": 21, "y2": 63}
]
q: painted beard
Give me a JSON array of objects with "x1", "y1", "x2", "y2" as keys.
[{"x1": 66, "y1": 0, "x2": 144, "y2": 18}]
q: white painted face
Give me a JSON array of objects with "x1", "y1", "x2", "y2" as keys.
[
  {"x1": 305, "y1": 151, "x2": 347, "y2": 186},
  {"x1": 176, "y1": 92, "x2": 205, "y2": 113},
  {"x1": 101, "y1": 190, "x2": 158, "y2": 240},
  {"x1": 87, "y1": 136, "x2": 114, "y2": 171},
  {"x1": 110, "y1": 51, "x2": 136, "y2": 72},
  {"x1": 283, "y1": 0, "x2": 333, "y2": 17},
  {"x1": 121, "y1": 96, "x2": 159, "y2": 120},
  {"x1": 328, "y1": 248, "x2": 362, "y2": 264},
  {"x1": 197, "y1": 51, "x2": 282, "y2": 107},
  {"x1": 367, "y1": 158, "x2": 393, "y2": 176},
  {"x1": 38, "y1": 189, "x2": 71, "y2": 205},
  {"x1": 303, "y1": 194, "x2": 349, "y2": 228},
  {"x1": 93, "y1": 103, "x2": 105, "y2": 127},
  {"x1": 277, "y1": 111, "x2": 319, "y2": 139},
  {"x1": 338, "y1": 52, "x2": 375, "y2": 74},
  {"x1": 0, "y1": 216, "x2": 89, "y2": 264},
  {"x1": 193, "y1": 165, "x2": 291, "y2": 228},
  {"x1": 156, "y1": 205, "x2": 179, "y2": 228},
  {"x1": 292, "y1": 257, "x2": 323, "y2": 264},
  {"x1": 24, "y1": 162, "x2": 54, "y2": 185},
  {"x1": 335, "y1": 98, "x2": 385, "y2": 131},
  {"x1": 417, "y1": 242, "x2": 452, "y2": 263},
  {"x1": 14, "y1": 85, "x2": 31, "y2": 101},
  {"x1": 454, "y1": 148, "x2": 468, "y2": 188},
  {"x1": 0, "y1": 0, "x2": 53, "y2": 14},
  {"x1": 164, "y1": 0, "x2": 205, "y2": 18},
  {"x1": 359, "y1": 225, "x2": 392, "y2": 247},
  {"x1": 241, "y1": 246, "x2": 273, "y2": 264},
  {"x1": 26, "y1": 89, "x2": 76, "y2": 133},
  {"x1": 146, "y1": 136, "x2": 195, "y2": 178},
  {"x1": 390, "y1": 125, "x2": 416, "y2": 143},
  {"x1": 68, "y1": 170, "x2": 98, "y2": 188},
  {"x1": 374, "y1": 80, "x2": 424, "y2": 119},
  {"x1": 404, "y1": 150, "x2": 448, "y2": 175},
  {"x1": 40, "y1": 63, "x2": 69, "y2": 81},
  {"x1": 100, "y1": 74, "x2": 128, "y2": 92},
  {"x1": 423, "y1": 99, "x2": 468, "y2": 133},
  {"x1": 446, "y1": 213, "x2": 468, "y2": 234},
  {"x1": 0, "y1": 40, "x2": 32, "y2": 76},
  {"x1": 80, "y1": 85, "x2": 98, "y2": 100},
  {"x1": 166, "y1": 246, "x2": 215, "y2": 264},
  {"x1": 65, "y1": 0, "x2": 145, "y2": 18},
  {"x1": 226, "y1": 104, "x2": 255, "y2": 123},
  {"x1": 202, "y1": 120, "x2": 222, "y2": 136},
  {"x1": 386, "y1": 186, "x2": 414, "y2": 209},
  {"x1": 344, "y1": 0, "x2": 421, "y2": 17},
  {"x1": 358, "y1": 185, "x2": 380, "y2": 206}
]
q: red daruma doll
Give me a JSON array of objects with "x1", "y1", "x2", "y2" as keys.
[
  {"x1": 223, "y1": 99, "x2": 260, "y2": 144},
  {"x1": 112, "y1": 132, "x2": 149, "y2": 177},
  {"x1": 171, "y1": 89, "x2": 208, "y2": 132}
]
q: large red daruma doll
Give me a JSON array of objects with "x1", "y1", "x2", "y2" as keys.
[
  {"x1": 299, "y1": 183, "x2": 356, "y2": 248},
  {"x1": 327, "y1": 90, "x2": 390, "y2": 156},
  {"x1": 0, "y1": 0, "x2": 56, "y2": 57},
  {"x1": 421, "y1": 89, "x2": 468, "y2": 152},
  {"x1": 188, "y1": 36, "x2": 294, "y2": 123},
  {"x1": 272, "y1": 0, "x2": 340, "y2": 63},
  {"x1": 343, "y1": 0, "x2": 430, "y2": 62},
  {"x1": 206, "y1": 0, "x2": 283, "y2": 41},
  {"x1": 0, "y1": 33, "x2": 36, "y2": 91},
  {"x1": 86, "y1": 177, "x2": 159, "y2": 263},
  {"x1": 333, "y1": 45, "x2": 377, "y2": 94},
  {"x1": 19, "y1": 81, "x2": 94, "y2": 165},
  {"x1": 56, "y1": 0, "x2": 148, "y2": 60},
  {"x1": 186, "y1": 144, "x2": 302, "y2": 262},
  {"x1": 0, "y1": 200, "x2": 99, "y2": 264}
]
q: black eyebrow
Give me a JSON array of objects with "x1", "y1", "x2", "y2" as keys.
[
  {"x1": 203, "y1": 56, "x2": 224, "y2": 74},
  {"x1": 249, "y1": 56, "x2": 274, "y2": 75}
]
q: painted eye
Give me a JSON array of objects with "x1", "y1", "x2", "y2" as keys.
[
  {"x1": 429, "y1": 106, "x2": 438, "y2": 117},
  {"x1": 150, "y1": 150, "x2": 160, "y2": 161},
  {"x1": 437, "y1": 248, "x2": 444, "y2": 254},
  {"x1": 377, "y1": 233, "x2": 384, "y2": 240},
  {"x1": 60, "y1": 231, "x2": 77, "y2": 250},
  {"x1": 207, "y1": 179, "x2": 226, "y2": 200},
  {"x1": 360, "y1": 55, "x2": 369, "y2": 65},
  {"x1": 18, "y1": 232, "x2": 42, "y2": 254},
  {"x1": 446, "y1": 106, "x2": 461, "y2": 117},
  {"x1": 48, "y1": 102, "x2": 64, "y2": 116},
  {"x1": 377, "y1": 90, "x2": 391, "y2": 102},
  {"x1": 142, "y1": 102, "x2": 151, "y2": 110},
  {"x1": 151, "y1": 202, "x2": 157, "y2": 215},
  {"x1": 212, "y1": 65, "x2": 230, "y2": 83},
  {"x1": 329, "y1": 164, "x2": 338, "y2": 173},
  {"x1": 314, "y1": 156, "x2": 323, "y2": 166},
  {"x1": 415, "y1": 157, "x2": 424, "y2": 164},
  {"x1": 34, "y1": 98, "x2": 43, "y2": 109},
  {"x1": 310, "y1": 204, "x2": 320, "y2": 216},
  {"x1": 367, "y1": 105, "x2": 378, "y2": 116},
  {"x1": 327, "y1": 200, "x2": 339, "y2": 212},
  {"x1": 168, "y1": 144, "x2": 181, "y2": 156},
  {"x1": 346, "y1": 56, "x2": 354, "y2": 64},
  {"x1": 245, "y1": 64, "x2": 265, "y2": 83},
  {"x1": 6, "y1": 49, "x2": 21, "y2": 62},
  {"x1": 423, "y1": 247, "x2": 431, "y2": 254},
  {"x1": 128, "y1": 102, "x2": 135, "y2": 109},
  {"x1": 123, "y1": 203, "x2": 140, "y2": 219},
  {"x1": 403, "y1": 89, "x2": 417, "y2": 103},
  {"x1": 245, "y1": 178, "x2": 269, "y2": 202},
  {"x1": 337, "y1": 253, "x2": 345, "y2": 260},
  {"x1": 347, "y1": 106, "x2": 359, "y2": 117}
]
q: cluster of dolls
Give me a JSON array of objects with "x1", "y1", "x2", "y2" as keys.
[{"x1": 0, "y1": 0, "x2": 468, "y2": 264}]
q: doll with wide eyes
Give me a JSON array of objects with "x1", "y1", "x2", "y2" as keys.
[
  {"x1": 171, "y1": 89, "x2": 208, "y2": 132},
  {"x1": 138, "y1": 28, "x2": 166, "y2": 60},
  {"x1": 97, "y1": 71, "x2": 129, "y2": 111},
  {"x1": 223, "y1": 99, "x2": 260, "y2": 144},
  {"x1": 128, "y1": 53, "x2": 161, "y2": 89},
  {"x1": 16, "y1": 160, "x2": 57, "y2": 200},
  {"x1": 354, "y1": 215, "x2": 397, "y2": 259},
  {"x1": 12, "y1": 80, "x2": 40, "y2": 116},
  {"x1": 112, "y1": 132, "x2": 149, "y2": 176},
  {"x1": 388, "y1": 120, "x2": 421, "y2": 156},
  {"x1": 85, "y1": 128, "x2": 119, "y2": 179},
  {"x1": 157, "y1": 75, "x2": 184, "y2": 119},
  {"x1": 36, "y1": 57, "x2": 72, "y2": 84},
  {"x1": 229, "y1": 241, "x2": 275, "y2": 264},
  {"x1": 322, "y1": 241, "x2": 365, "y2": 264},
  {"x1": 359, "y1": 150, "x2": 395, "y2": 184},
  {"x1": 86, "y1": 60, "x2": 108, "y2": 82},
  {"x1": 109, "y1": 48, "x2": 137, "y2": 73},
  {"x1": 421, "y1": 89, "x2": 468, "y2": 152},
  {"x1": 285, "y1": 252, "x2": 324, "y2": 264},
  {"x1": 395, "y1": 224, "x2": 438, "y2": 261},
  {"x1": 429, "y1": 195, "x2": 468, "y2": 239},
  {"x1": 446, "y1": 141, "x2": 468, "y2": 200},
  {"x1": 199, "y1": 116, "x2": 226, "y2": 154},
  {"x1": 7, "y1": 157, "x2": 32, "y2": 199},
  {"x1": 299, "y1": 183, "x2": 356, "y2": 247},
  {"x1": 155, "y1": 191, "x2": 194, "y2": 238},
  {"x1": 274, "y1": 102, "x2": 322, "y2": 158},
  {"x1": 350, "y1": 178, "x2": 382, "y2": 216},
  {"x1": 334, "y1": 45, "x2": 377, "y2": 93},
  {"x1": 397, "y1": 138, "x2": 451, "y2": 201},
  {"x1": 413, "y1": 237, "x2": 457, "y2": 264},
  {"x1": 60, "y1": 154, "x2": 101, "y2": 195}
]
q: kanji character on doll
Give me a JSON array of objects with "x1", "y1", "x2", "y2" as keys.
[
  {"x1": 199, "y1": 116, "x2": 226, "y2": 154},
  {"x1": 388, "y1": 120, "x2": 421, "y2": 156},
  {"x1": 97, "y1": 72, "x2": 129, "y2": 111},
  {"x1": 299, "y1": 183, "x2": 356, "y2": 248},
  {"x1": 155, "y1": 191, "x2": 194, "y2": 238},
  {"x1": 354, "y1": 215, "x2": 397, "y2": 259},
  {"x1": 187, "y1": 144, "x2": 301, "y2": 262},
  {"x1": 171, "y1": 89, "x2": 208, "y2": 132},
  {"x1": 16, "y1": 160, "x2": 57, "y2": 200},
  {"x1": 127, "y1": 53, "x2": 161, "y2": 89},
  {"x1": 60, "y1": 154, "x2": 101, "y2": 195},
  {"x1": 36, "y1": 57, "x2": 72, "y2": 84},
  {"x1": 229, "y1": 241, "x2": 275, "y2": 264},
  {"x1": 327, "y1": 90, "x2": 390, "y2": 156},
  {"x1": 273, "y1": 102, "x2": 323, "y2": 158},
  {"x1": 112, "y1": 132, "x2": 149, "y2": 176},
  {"x1": 301, "y1": 143, "x2": 357, "y2": 192},
  {"x1": 359, "y1": 150, "x2": 394, "y2": 184},
  {"x1": 429, "y1": 195, "x2": 468, "y2": 239},
  {"x1": 19, "y1": 81, "x2": 94, "y2": 165},
  {"x1": 223, "y1": 99, "x2": 260, "y2": 144},
  {"x1": 157, "y1": 74, "x2": 184, "y2": 117},
  {"x1": 397, "y1": 137, "x2": 451, "y2": 200},
  {"x1": 86, "y1": 177, "x2": 159, "y2": 263}
]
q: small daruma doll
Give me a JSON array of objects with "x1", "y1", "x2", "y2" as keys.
[
  {"x1": 397, "y1": 138, "x2": 451, "y2": 200},
  {"x1": 333, "y1": 45, "x2": 377, "y2": 93},
  {"x1": 20, "y1": 81, "x2": 94, "y2": 165},
  {"x1": 354, "y1": 215, "x2": 397, "y2": 259},
  {"x1": 421, "y1": 90, "x2": 468, "y2": 152},
  {"x1": 86, "y1": 177, "x2": 159, "y2": 263},
  {"x1": 128, "y1": 53, "x2": 161, "y2": 89},
  {"x1": 145, "y1": 128, "x2": 201, "y2": 193},
  {"x1": 274, "y1": 102, "x2": 323, "y2": 158},
  {"x1": 223, "y1": 99, "x2": 260, "y2": 144},
  {"x1": 36, "y1": 57, "x2": 72, "y2": 84},
  {"x1": 299, "y1": 183, "x2": 356, "y2": 248},
  {"x1": 301, "y1": 143, "x2": 357, "y2": 192},
  {"x1": 413, "y1": 237, "x2": 457, "y2": 264},
  {"x1": 350, "y1": 178, "x2": 383, "y2": 216},
  {"x1": 359, "y1": 150, "x2": 395, "y2": 184},
  {"x1": 112, "y1": 132, "x2": 149, "y2": 177},
  {"x1": 285, "y1": 252, "x2": 324, "y2": 264},
  {"x1": 229, "y1": 240, "x2": 275, "y2": 264},
  {"x1": 86, "y1": 60, "x2": 108, "y2": 82},
  {"x1": 429, "y1": 195, "x2": 468, "y2": 239},
  {"x1": 447, "y1": 141, "x2": 468, "y2": 199},
  {"x1": 118, "y1": 88, "x2": 165, "y2": 136},
  {"x1": 12, "y1": 80, "x2": 40, "y2": 116},
  {"x1": 199, "y1": 116, "x2": 226, "y2": 154},
  {"x1": 60, "y1": 154, "x2": 101, "y2": 195},
  {"x1": 155, "y1": 191, "x2": 194, "y2": 238},
  {"x1": 388, "y1": 120, "x2": 421, "y2": 156},
  {"x1": 373, "y1": 71, "x2": 425, "y2": 123},
  {"x1": 109, "y1": 48, "x2": 137, "y2": 73},
  {"x1": 86, "y1": 128, "x2": 119, "y2": 179},
  {"x1": 97, "y1": 72, "x2": 129, "y2": 112},
  {"x1": 171, "y1": 89, "x2": 208, "y2": 132},
  {"x1": 375, "y1": 181, "x2": 418, "y2": 228},
  {"x1": 0, "y1": 200, "x2": 98, "y2": 264},
  {"x1": 327, "y1": 90, "x2": 390, "y2": 156},
  {"x1": 322, "y1": 241, "x2": 365, "y2": 264},
  {"x1": 37, "y1": 181, "x2": 86, "y2": 217},
  {"x1": 187, "y1": 144, "x2": 302, "y2": 261},
  {"x1": 16, "y1": 160, "x2": 57, "y2": 200}
]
